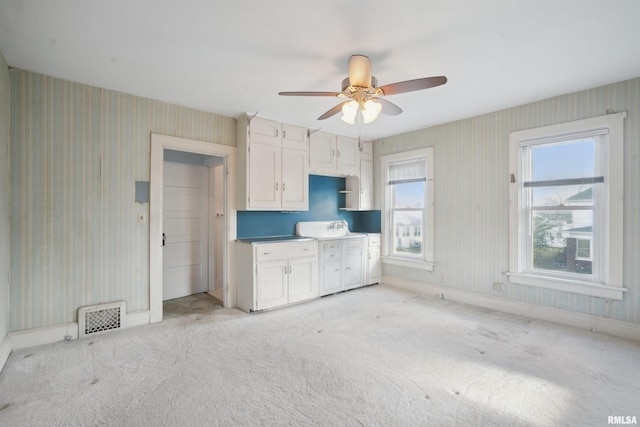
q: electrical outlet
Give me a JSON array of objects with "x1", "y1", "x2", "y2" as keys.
[{"x1": 492, "y1": 282, "x2": 504, "y2": 291}]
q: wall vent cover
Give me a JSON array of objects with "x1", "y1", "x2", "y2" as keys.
[{"x1": 78, "y1": 301, "x2": 126, "y2": 338}]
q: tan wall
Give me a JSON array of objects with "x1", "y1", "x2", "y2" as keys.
[
  {"x1": 9, "y1": 71, "x2": 236, "y2": 331},
  {"x1": 376, "y1": 77, "x2": 640, "y2": 324}
]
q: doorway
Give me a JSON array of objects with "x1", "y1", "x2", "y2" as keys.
[
  {"x1": 162, "y1": 151, "x2": 222, "y2": 302},
  {"x1": 149, "y1": 134, "x2": 237, "y2": 324}
]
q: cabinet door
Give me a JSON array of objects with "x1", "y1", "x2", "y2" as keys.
[
  {"x1": 288, "y1": 256, "x2": 317, "y2": 303},
  {"x1": 321, "y1": 259, "x2": 343, "y2": 296},
  {"x1": 248, "y1": 142, "x2": 281, "y2": 209},
  {"x1": 309, "y1": 131, "x2": 336, "y2": 171},
  {"x1": 359, "y1": 140, "x2": 373, "y2": 160},
  {"x1": 343, "y1": 239, "x2": 364, "y2": 289},
  {"x1": 250, "y1": 117, "x2": 281, "y2": 146},
  {"x1": 359, "y1": 159, "x2": 373, "y2": 210},
  {"x1": 336, "y1": 136, "x2": 359, "y2": 176},
  {"x1": 256, "y1": 260, "x2": 288, "y2": 310},
  {"x1": 281, "y1": 148, "x2": 309, "y2": 210},
  {"x1": 366, "y1": 246, "x2": 381, "y2": 285},
  {"x1": 282, "y1": 123, "x2": 308, "y2": 150}
]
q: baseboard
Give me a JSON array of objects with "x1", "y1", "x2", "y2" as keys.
[
  {"x1": 126, "y1": 310, "x2": 150, "y2": 328},
  {"x1": 8, "y1": 310, "x2": 152, "y2": 351},
  {"x1": 382, "y1": 276, "x2": 640, "y2": 342},
  {"x1": 0, "y1": 334, "x2": 11, "y2": 372},
  {"x1": 9, "y1": 322, "x2": 79, "y2": 350}
]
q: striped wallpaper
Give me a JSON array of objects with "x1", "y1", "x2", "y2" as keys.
[
  {"x1": 0, "y1": 52, "x2": 10, "y2": 341},
  {"x1": 9, "y1": 70, "x2": 236, "y2": 331},
  {"x1": 7, "y1": 69, "x2": 640, "y2": 331},
  {"x1": 376, "y1": 77, "x2": 640, "y2": 324}
]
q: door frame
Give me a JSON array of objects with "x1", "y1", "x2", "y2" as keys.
[{"x1": 150, "y1": 133, "x2": 237, "y2": 323}]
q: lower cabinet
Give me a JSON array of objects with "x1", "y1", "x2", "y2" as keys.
[
  {"x1": 319, "y1": 237, "x2": 366, "y2": 296},
  {"x1": 236, "y1": 239, "x2": 318, "y2": 312},
  {"x1": 365, "y1": 234, "x2": 381, "y2": 285}
]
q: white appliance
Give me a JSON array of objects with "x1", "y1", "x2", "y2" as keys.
[{"x1": 296, "y1": 221, "x2": 367, "y2": 296}]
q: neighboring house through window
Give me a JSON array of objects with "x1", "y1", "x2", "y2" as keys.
[
  {"x1": 508, "y1": 113, "x2": 626, "y2": 299},
  {"x1": 381, "y1": 148, "x2": 434, "y2": 271}
]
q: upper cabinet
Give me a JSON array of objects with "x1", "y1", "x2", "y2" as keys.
[
  {"x1": 309, "y1": 132, "x2": 359, "y2": 177},
  {"x1": 237, "y1": 116, "x2": 309, "y2": 211},
  {"x1": 344, "y1": 140, "x2": 374, "y2": 211},
  {"x1": 336, "y1": 136, "x2": 359, "y2": 176}
]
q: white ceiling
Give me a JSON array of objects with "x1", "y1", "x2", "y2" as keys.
[{"x1": 1, "y1": 1, "x2": 640, "y2": 140}]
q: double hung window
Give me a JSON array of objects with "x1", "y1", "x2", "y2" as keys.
[
  {"x1": 508, "y1": 113, "x2": 626, "y2": 299},
  {"x1": 381, "y1": 148, "x2": 434, "y2": 270}
]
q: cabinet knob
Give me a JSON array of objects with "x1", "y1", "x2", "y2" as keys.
[
  {"x1": 275, "y1": 182, "x2": 279, "y2": 191},
  {"x1": 282, "y1": 182, "x2": 286, "y2": 191}
]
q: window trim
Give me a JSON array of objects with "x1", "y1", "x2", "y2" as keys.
[
  {"x1": 508, "y1": 112, "x2": 626, "y2": 300},
  {"x1": 381, "y1": 148, "x2": 434, "y2": 271}
]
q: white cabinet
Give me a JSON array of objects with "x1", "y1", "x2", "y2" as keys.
[
  {"x1": 365, "y1": 234, "x2": 381, "y2": 285},
  {"x1": 237, "y1": 116, "x2": 308, "y2": 211},
  {"x1": 309, "y1": 131, "x2": 336, "y2": 172},
  {"x1": 236, "y1": 239, "x2": 318, "y2": 312},
  {"x1": 318, "y1": 237, "x2": 366, "y2": 296},
  {"x1": 309, "y1": 132, "x2": 360, "y2": 177},
  {"x1": 336, "y1": 136, "x2": 359, "y2": 176},
  {"x1": 345, "y1": 158, "x2": 373, "y2": 211}
]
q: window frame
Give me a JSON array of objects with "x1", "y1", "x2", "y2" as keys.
[
  {"x1": 381, "y1": 148, "x2": 434, "y2": 271},
  {"x1": 508, "y1": 113, "x2": 626, "y2": 300}
]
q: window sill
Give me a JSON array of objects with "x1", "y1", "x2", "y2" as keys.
[
  {"x1": 506, "y1": 272, "x2": 626, "y2": 300},
  {"x1": 382, "y1": 256, "x2": 435, "y2": 272}
]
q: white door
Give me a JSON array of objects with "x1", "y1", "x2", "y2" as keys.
[
  {"x1": 211, "y1": 161, "x2": 225, "y2": 301},
  {"x1": 256, "y1": 260, "x2": 288, "y2": 310},
  {"x1": 343, "y1": 239, "x2": 364, "y2": 289},
  {"x1": 281, "y1": 148, "x2": 308, "y2": 210},
  {"x1": 163, "y1": 161, "x2": 209, "y2": 300},
  {"x1": 309, "y1": 131, "x2": 336, "y2": 171},
  {"x1": 336, "y1": 136, "x2": 359, "y2": 176},
  {"x1": 360, "y1": 159, "x2": 373, "y2": 210},
  {"x1": 288, "y1": 257, "x2": 317, "y2": 303},
  {"x1": 248, "y1": 142, "x2": 281, "y2": 209}
]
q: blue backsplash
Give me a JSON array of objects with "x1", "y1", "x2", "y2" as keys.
[{"x1": 237, "y1": 175, "x2": 381, "y2": 238}]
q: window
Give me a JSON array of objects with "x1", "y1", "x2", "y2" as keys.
[
  {"x1": 576, "y1": 239, "x2": 591, "y2": 261},
  {"x1": 381, "y1": 148, "x2": 434, "y2": 271},
  {"x1": 508, "y1": 113, "x2": 626, "y2": 300}
]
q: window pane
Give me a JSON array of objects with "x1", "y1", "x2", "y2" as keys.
[
  {"x1": 531, "y1": 210, "x2": 593, "y2": 275},
  {"x1": 393, "y1": 211, "x2": 423, "y2": 256},
  {"x1": 392, "y1": 181, "x2": 424, "y2": 209},
  {"x1": 531, "y1": 139, "x2": 595, "y2": 181},
  {"x1": 576, "y1": 239, "x2": 591, "y2": 259},
  {"x1": 532, "y1": 184, "x2": 594, "y2": 207}
]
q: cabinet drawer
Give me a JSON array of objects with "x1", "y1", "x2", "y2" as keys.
[
  {"x1": 322, "y1": 241, "x2": 342, "y2": 251},
  {"x1": 255, "y1": 240, "x2": 317, "y2": 262},
  {"x1": 323, "y1": 250, "x2": 341, "y2": 261},
  {"x1": 368, "y1": 236, "x2": 380, "y2": 247}
]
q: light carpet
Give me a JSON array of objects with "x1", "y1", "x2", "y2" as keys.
[{"x1": 0, "y1": 284, "x2": 638, "y2": 426}]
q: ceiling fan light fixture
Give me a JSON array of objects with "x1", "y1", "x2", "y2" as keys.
[
  {"x1": 341, "y1": 100, "x2": 358, "y2": 124},
  {"x1": 362, "y1": 99, "x2": 382, "y2": 124},
  {"x1": 348, "y1": 55, "x2": 372, "y2": 87}
]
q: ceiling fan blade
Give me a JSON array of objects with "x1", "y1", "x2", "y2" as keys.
[
  {"x1": 348, "y1": 55, "x2": 372, "y2": 87},
  {"x1": 379, "y1": 76, "x2": 447, "y2": 96},
  {"x1": 318, "y1": 101, "x2": 349, "y2": 120},
  {"x1": 278, "y1": 91, "x2": 340, "y2": 97},
  {"x1": 376, "y1": 98, "x2": 403, "y2": 116}
]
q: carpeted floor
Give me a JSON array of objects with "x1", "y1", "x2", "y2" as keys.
[{"x1": 0, "y1": 284, "x2": 638, "y2": 426}]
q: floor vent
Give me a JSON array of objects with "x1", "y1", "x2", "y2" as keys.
[{"x1": 78, "y1": 301, "x2": 126, "y2": 338}]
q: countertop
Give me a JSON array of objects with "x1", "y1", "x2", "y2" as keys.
[{"x1": 236, "y1": 235, "x2": 316, "y2": 244}]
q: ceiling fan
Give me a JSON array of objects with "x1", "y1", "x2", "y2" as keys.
[{"x1": 279, "y1": 54, "x2": 447, "y2": 124}]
